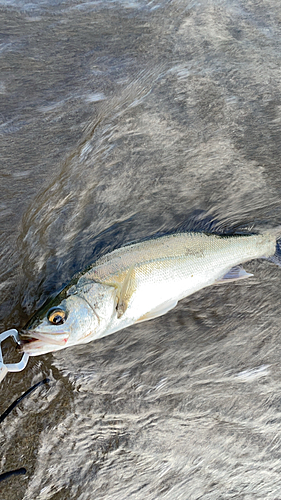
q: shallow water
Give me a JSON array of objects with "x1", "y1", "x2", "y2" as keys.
[{"x1": 1, "y1": 0, "x2": 281, "y2": 498}]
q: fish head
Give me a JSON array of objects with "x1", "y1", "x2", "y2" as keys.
[{"x1": 20, "y1": 281, "x2": 116, "y2": 356}]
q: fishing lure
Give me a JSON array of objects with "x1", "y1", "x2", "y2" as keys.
[{"x1": 0, "y1": 329, "x2": 29, "y2": 383}]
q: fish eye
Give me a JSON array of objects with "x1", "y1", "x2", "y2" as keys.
[{"x1": 47, "y1": 308, "x2": 66, "y2": 325}]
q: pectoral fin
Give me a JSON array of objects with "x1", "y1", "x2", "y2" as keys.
[
  {"x1": 116, "y1": 267, "x2": 136, "y2": 319},
  {"x1": 216, "y1": 265, "x2": 253, "y2": 284},
  {"x1": 136, "y1": 299, "x2": 178, "y2": 323}
]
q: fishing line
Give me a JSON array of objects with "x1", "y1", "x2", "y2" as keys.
[
  {"x1": 0, "y1": 377, "x2": 50, "y2": 483},
  {"x1": 0, "y1": 377, "x2": 50, "y2": 424},
  {"x1": 0, "y1": 468, "x2": 26, "y2": 483}
]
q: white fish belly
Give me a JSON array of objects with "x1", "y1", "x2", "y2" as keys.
[
  {"x1": 92, "y1": 231, "x2": 276, "y2": 337},
  {"x1": 125, "y1": 261, "x2": 224, "y2": 321},
  {"x1": 115, "y1": 232, "x2": 276, "y2": 325}
]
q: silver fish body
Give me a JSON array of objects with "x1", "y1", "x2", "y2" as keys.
[{"x1": 21, "y1": 230, "x2": 277, "y2": 355}]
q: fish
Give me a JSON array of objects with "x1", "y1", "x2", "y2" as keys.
[{"x1": 20, "y1": 229, "x2": 281, "y2": 356}]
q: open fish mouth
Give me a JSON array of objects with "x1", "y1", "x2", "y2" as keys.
[{"x1": 19, "y1": 331, "x2": 69, "y2": 353}]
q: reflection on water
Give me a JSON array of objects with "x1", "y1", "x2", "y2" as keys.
[{"x1": 1, "y1": 0, "x2": 281, "y2": 498}]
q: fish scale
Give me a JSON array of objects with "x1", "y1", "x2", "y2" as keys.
[{"x1": 20, "y1": 230, "x2": 277, "y2": 355}]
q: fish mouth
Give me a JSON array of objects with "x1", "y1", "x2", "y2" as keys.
[{"x1": 19, "y1": 331, "x2": 69, "y2": 354}]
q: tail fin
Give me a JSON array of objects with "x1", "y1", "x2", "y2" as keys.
[
  {"x1": 265, "y1": 235, "x2": 281, "y2": 267},
  {"x1": 267, "y1": 226, "x2": 281, "y2": 240}
]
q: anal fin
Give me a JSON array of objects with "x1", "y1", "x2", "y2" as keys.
[
  {"x1": 216, "y1": 265, "x2": 253, "y2": 284},
  {"x1": 136, "y1": 299, "x2": 178, "y2": 324}
]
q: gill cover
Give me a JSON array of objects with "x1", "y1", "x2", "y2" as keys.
[{"x1": 21, "y1": 281, "x2": 116, "y2": 355}]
